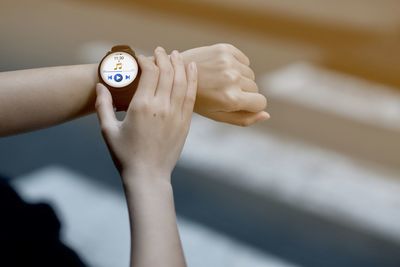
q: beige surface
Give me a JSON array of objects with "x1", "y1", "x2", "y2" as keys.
[
  {"x1": 188, "y1": 0, "x2": 400, "y2": 33},
  {"x1": 260, "y1": 63, "x2": 400, "y2": 170},
  {"x1": 13, "y1": 166, "x2": 299, "y2": 267},
  {"x1": 0, "y1": 0, "x2": 316, "y2": 73},
  {"x1": 88, "y1": 0, "x2": 400, "y2": 88},
  {"x1": 3, "y1": 0, "x2": 400, "y2": 88},
  {"x1": 182, "y1": 114, "x2": 400, "y2": 243}
]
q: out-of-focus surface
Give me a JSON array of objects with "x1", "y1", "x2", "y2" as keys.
[
  {"x1": 2, "y1": 0, "x2": 399, "y2": 86},
  {"x1": 12, "y1": 166, "x2": 299, "y2": 267},
  {"x1": 1, "y1": 0, "x2": 400, "y2": 266}
]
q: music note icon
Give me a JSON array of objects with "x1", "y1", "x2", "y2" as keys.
[{"x1": 114, "y1": 63, "x2": 122, "y2": 70}]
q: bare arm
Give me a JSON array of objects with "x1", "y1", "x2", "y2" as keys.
[
  {"x1": 96, "y1": 47, "x2": 196, "y2": 266},
  {"x1": 0, "y1": 64, "x2": 98, "y2": 136},
  {"x1": 124, "y1": 175, "x2": 185, "y2": 267}
]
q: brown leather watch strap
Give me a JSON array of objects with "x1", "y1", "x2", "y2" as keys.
[
  {"x1": 98, "y1": 45, "x2": 141, "y2": 112},
  {"x1": 111, "y1": 45, "x2": 135, "y2": 55},
  {"x1": 111, "y1": 68, "x2": 141, "y2": 111}
]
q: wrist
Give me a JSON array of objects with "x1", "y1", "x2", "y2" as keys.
[
  {"x1": 121, "y1": 167, "x2": 172, "y2": 189},
  {"x1": 122, "y1": 173, "x2": 173, "y2": 200}
]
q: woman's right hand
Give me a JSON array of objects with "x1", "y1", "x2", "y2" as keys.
[{"x1": 95, "y1": 47, "x2": 197, "y2": 183}]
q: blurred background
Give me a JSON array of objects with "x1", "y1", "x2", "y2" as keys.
[{"x1": 1, "y1": 0, "x2": 400, "y2": 266}]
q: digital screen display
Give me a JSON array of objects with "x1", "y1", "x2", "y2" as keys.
[{"x1": 99, "y1": 52, "x2": 138, "y2": 88}]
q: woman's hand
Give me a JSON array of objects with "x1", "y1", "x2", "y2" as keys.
[
  {"x1": 181, "y1": 43, "x2": 269, "y2": 126},
  {"x1": 97, "y1": 48, "x2": 193, "y2": 267},
  {"x1": 95, "y1": 47, "x2": 197, "y2": 182}
]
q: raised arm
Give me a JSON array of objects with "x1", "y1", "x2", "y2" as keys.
[
  {"x1": 95, "y1": 47, "x2": 197, "y2": 267},
  {"x1": 0, "y1": 43, "x2": 269, "y2": 137}
]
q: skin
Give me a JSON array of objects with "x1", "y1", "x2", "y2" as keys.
[
  {"x1": 96, "y1": 47, "x2": 197, "y2": 267},
  {"x1": 0, "y1": 43, "x2": 269, "y2": 137}
]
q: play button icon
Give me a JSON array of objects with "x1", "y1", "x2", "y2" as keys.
[{"x1": 114, "y1": 74, "x2": 123, "y2": 83}]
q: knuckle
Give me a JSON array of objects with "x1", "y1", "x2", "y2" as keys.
[
  {"x1": 249, "y1": 69, "x2": 256, "y2": 80},
  {"x1": 157, "y1": 106, "x2": 170, "y2": 118},
  {"x1": 186, "y1": 94, "x2": 196, "y2": 104},
  {"x1": 248, "y1": 79, "x2": 258, "y2": 92},
  {"x1": 216, "y1": 43, "x2": 230, "y2": 52},
  {"x1": 223, "y1": 70, "x2": 240, "y2": 83},
  {"x1": 223, "y1": 91, "x2": 240, "y2": 110},
  {"x1": 223, "y1": 43, "x2": 235, "y2": 50},
  {"x1": 218, "y1": 55, "x2": 232, "y2": 68},
  {"x1": 186, "y1": 95, "x2": 196, "y2": 105}
]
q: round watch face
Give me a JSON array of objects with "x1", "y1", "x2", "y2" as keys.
[{"x1": 99, "y1": 51, "x2": 139, "y2": 88}]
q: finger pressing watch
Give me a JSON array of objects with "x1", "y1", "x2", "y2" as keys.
[{"x1": 98, "y1": 45, "x2": 141, "y2": 111}]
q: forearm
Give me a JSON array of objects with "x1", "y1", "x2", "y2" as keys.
[
  {"x1": 123, "y1": 173, "x2": 186, "y2": 267},
  {"x1": 0, "y1": 44, "x2": 267, "y2": 137},
  {"x1": 0, "y1": 64, "x2": 98, "y2": 137}
]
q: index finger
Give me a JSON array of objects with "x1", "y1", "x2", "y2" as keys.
[{"x1": 133, "y1": 55, "x2": 159, "y2": 99}]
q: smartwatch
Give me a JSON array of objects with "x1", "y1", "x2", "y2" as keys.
[{"x1": 98, "y1": 45, "x2": 141, "y2": 111}]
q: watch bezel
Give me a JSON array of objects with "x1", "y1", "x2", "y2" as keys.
[{"x1": 98, "y1": 50, "x2": 139, "y2": 92}]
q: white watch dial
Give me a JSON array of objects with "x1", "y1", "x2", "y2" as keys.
[{"x1": 99, "y1": 51, "x2": 138, "y2": 88}]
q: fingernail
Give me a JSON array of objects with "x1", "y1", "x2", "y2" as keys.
[
  {"x1": 171, "y1": 50, "x2": 179, "y2": 59},
  {"x1": 155, "y1": 46, "x2": 165, "y2": 53}
]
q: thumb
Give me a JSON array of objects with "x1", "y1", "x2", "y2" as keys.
[{"x1": 95, "y1": 83, "x2": 118, "y2": 133}]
